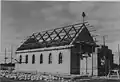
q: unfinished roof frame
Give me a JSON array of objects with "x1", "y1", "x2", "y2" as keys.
[{"x1": 17, "y1": 22, "x2": 95, "y2": 51}]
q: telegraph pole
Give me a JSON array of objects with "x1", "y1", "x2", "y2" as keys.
[
  {"x1": 91, "y1": 44, "x2": 95, "y2": 76},
  {"x1": 102, "y1": 35, "x2": 108, "y2": 76},
  {"x1": 91, "y1": 46, "x2": 93, "y2": 76},
  {"x1": 4, "y1": 48, "x2": 7, "y2": 64},
  {"x1": 11, "y1": 45, "x2": 13, "y2": 64},
  {"x1": 102, "y1": 35, "x2": 106, "y2": 46},
  {"x1": 118, "y1": 44, "x2": 120, "y2": 66},
  {"x1": 86, "y1": 56, "x2": 88, "y2": 74}
]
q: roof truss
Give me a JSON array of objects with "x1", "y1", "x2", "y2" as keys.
[{"x1": 18, "y1": 22, "x2": 90, "y2": 50}]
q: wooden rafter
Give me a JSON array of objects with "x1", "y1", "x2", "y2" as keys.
[
  {"x1": 32, "y1": 34, "x2": 39, "y2": 42},
  {"x1": 37, "y1": 33, "x2": 47, "y2": 43},
  {"x1": 71, "y1": 26, "x2": 77, "y2": 33},
  {"x1": 53, "y1": 29, "x2": 61, "y2": 39},
  {"x1": 70, "y1": 24, "x2": 84, "y2": 44},
  {"x1": 17, "y1": 22, "x2": 93, "y2": 50},
  {"x1": 60, "y1": 26, "x2": 73, "y2": 42},
  {"x1": 45, "y1": 31, "x2": 53, "y2": 41},
  {"x1": 63, "y1": 27, "x2": 72, "y2": 38},
  {"x1": 44, "y1": 30, "x2": 55, "y2": 41},
  {"x1": 51, "y1": 28, "x2": 64, "y2": 43}
]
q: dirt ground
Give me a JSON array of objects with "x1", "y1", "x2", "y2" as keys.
[{"x1": 0, "y1": 77, "x2": 120, "y2": 82}]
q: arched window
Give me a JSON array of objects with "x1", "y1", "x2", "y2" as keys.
[
  {"x1": 48, "y1": 53, "x2": 52, "y2": 64},
  {"x1": 58, "y1": 52, "x2": 63, "y2": 64},
  {"x1": 25, "y1": 55, "x2": 28, "y2": 64},
  {"x1": 32, "y1": 54, "x2": 35, "y2": 64},
  {"x1": 19, "y1": 55, "x2": 22, "y2": 64},
  {"x1": 40, "y1": 54, "x2": 43, "y2": 64}
]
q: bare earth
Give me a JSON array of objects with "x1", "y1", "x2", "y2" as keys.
[{"x1": 0, "y1": 77, "x2": 120, "y2": 82}]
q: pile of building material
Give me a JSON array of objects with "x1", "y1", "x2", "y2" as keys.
[{"x1": 0, "y1": 70, "x2": 92, "y2": 82}]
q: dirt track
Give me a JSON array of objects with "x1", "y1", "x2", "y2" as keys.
[{"x1": 0, "y1": 77, "x2": 120, "y2": 82}]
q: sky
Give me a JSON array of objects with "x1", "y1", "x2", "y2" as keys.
[{"x1": 1, "y1": 1, "x2": 120, "y2": 64}]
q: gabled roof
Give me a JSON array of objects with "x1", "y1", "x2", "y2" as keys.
[{"x1": 17, "y1": 22, "x2": 95, "y2": 51}]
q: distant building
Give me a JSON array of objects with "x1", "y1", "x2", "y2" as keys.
[
  {"x1": 15, "y1": 22, "x2": 98, "y2": 75},
  {"x1": 0, "y1": 63, "x2": 15, "y2": 71},
  {"x1": 97, "y1": 45, "x2": 114, "y2": 76}
]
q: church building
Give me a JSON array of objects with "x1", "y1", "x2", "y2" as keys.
[{"x1": 15, "y1": 15, "x2": 98, "y2": 75}]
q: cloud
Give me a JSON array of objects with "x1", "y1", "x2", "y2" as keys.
[
  {"x1": 92, "y1": 2, "x2": 120, "y2": 21},
  {"x1": 68, "y1": 2, "x2": 95, "y2": 20},
  {"x1": 30, "y1": 2, "x2": 74, "y2": 28},
  {"x1": 41, "y1": 4, "x2": 63, "y2": 14},
  {"x1": 1, "y1": 16, "x2": 15, "y2": 40},
  {"x1": 68, "y1": 2, "x2": 95, "y2": 14},
  {"x1": 94, "y1": 20, "x2": 120, "y2": 43},
  {"x1": 30, "y1": 3, "x2": 64, "y2": 18},
  {"x1": 107, "y1": 40, "x2": 120, "y2": 64},
  {"x1": 1, "y1": 2, "x2": 120, "y2": 60},
  {"x1": 67, "y1": 2, "x2": 120, "y2": 46},
  {"x1": 40, "y1": 4, "x2": 64, "y2": 21},
  {"x1": 1, "y1": 16, "x2": 23, "y2": 52}
]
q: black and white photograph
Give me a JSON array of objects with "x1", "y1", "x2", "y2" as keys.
[{"x1": 0, "y1": 0, "x2": 120, "y2": 82}]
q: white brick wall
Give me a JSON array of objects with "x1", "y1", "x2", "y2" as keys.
[{"x1": 15, "y1": 48, "x2": 71, "y2": 75}]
